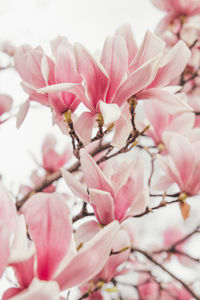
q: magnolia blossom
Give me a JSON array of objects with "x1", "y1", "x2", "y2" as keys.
[
  {"x1": 152, "y1": 0, "x2": 200, "y2": 36},
  {"x1": 37, "y1": 24, "x2": 191, "y2": 145},
  {"x1": 155, "y1": 132, "x2": 200, "y2": 196},
  {"x1": 14, "y1": 45, "x2": 55, "y2": 128},
  {"x1": 139, "y1": 100, "x2": 196, "y2": 147},
  {"x1": 2, "y1": 192, "x2": 119, "y2": 299},
  {"x1": 76, "y1": 220, "x2": 131, "y2": 298},
  {"x1": 62, "y1": 149, "x2": 148, "y2": 225},
  {"x1": 41, "y1": 134, "x2": 72, "y2": 173}
]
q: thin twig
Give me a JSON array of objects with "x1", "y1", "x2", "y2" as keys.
[
  {"x1": 16, "y1": 142, "x2": 111, "y2": 210},
  {"x1": 132, "y1": 247, "x2": 200, "y2": 299}
]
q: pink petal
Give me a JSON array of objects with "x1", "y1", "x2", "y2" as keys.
[
  {"x1": 7, "y1": 278, "x2": 60, "y2": 300},
  {"x1": 39, "y1": 83, "x2": 91, "y2": 112},
  {"x1": 115, "y1": 177, "x2": 137, "y2": 221},
  {"x1": 38, "y1": 82, "x2": 81, "y2": 94},
  {"x1": 143, "y1": 100, "x2": 169, "y2": 143},
  {"x1": 98, "y1": 229, "x2": 131, "y2": 281},
  {"x1": 185, "y1": 160, "x2": 200, "y2": 195},
  {"x1": 128, "y1": 187, "x2": 149, "y2": 217},
  {"x1": 0, "y1": 222, "x2": 10, "y2": 277},
  {"x1": 112, "y1": 111, "x2": 132, "y2": 148},
  {"x1": 9, "y1": 216, "x2": 35, "y2": 288},
  {"x1": 156, "y1": 154, "x2": 182, "y2": 190},
  {"x1": 74, "y1": 112, "x2": 97, "y2": 145},
  {"x1": 89, "y1": 188, "x2": 115, "y2": 225},
  {"x1": 163, "y1": 133, "x2": 196, "y2": 187},
  {"x1": 10, "y1": 257, "x2": 35, "y2": 290},
  {"x1": 54, "y1": 221, "x2": 120, "y2": 290},
  {"x1": 138, "y1": 88, "x2": 192, "y2": 113},
  {"x1": 14, "y1": 45, "x2": 32, "y2": 82},
  {"x1": 115, "y1": 23, "x2": 138, "y2": 65},
  {"x1": 130, "y1": 31, "x2": 165, "y2": 72},
  {"x1": 154, "y1": 15, "x2": 173, "y2": 35},
  {"x1": 100, "y1": 35, "x2": 128, "y2": 101},
  {"x1": 3, "y1": 288, "x2": 23, "y2": 300},
  {"x1": 114, "y1": 54, "x2": 162, "y2": 107},
  {"x1": 151, "y1": 0, "x2": 173, "y2": 12},
  {"x1": 22, "y1": 193, "x2": 72, "y2": 280},
  {"x1": 115, "y1": 159, "x2": 145, "y2": 220},
  {"x1": 16, "y1": 100, "x2": 30, "y2": 129},
  {"x1": 98, "y1": 101, "x2": 121, "y2": 125},
  {"x1": 55, "y1": 40, "x2": 80, "y2": 83},
  {"x1": 0, "y1": 184, "x2": 17, "y2": 231},
  {"x1": 0, "y1": 94, "x2": 13, "y2": 116},
  {"x1": 74, "y1": 43, "x2": 109, "y2": 109},
  {"x1": 150, "y1": 40, "x2": 191, "y2": 88},
  {"x1": 41, "y1": 55, "x2": 50, "y2": 84},
  {"x1": 167, "y1": 112, "x2": 195, "y2": 133},
  {"x1": 80, "y1": 149, "x2": 114, "y2": 197},
  {"x1": 42, "y1": 135, "x2": 56, "y2": 156},
  {"x1": 153, "y1": 175, "x2": 174, "y2": 191},
  {"x1": 51, "y1": 36, "x2": 68, "y2": 57},
  {"x1": 74, "y1": 220, "x2": 100, "y2": 246},
  {"x1": 61, "y1": 168, "x2": 89, "y2": 203}
]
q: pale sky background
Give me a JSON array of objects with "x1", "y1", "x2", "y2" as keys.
[{"x1": 1, "y1": 0, "x2": 200, "y2": 298}]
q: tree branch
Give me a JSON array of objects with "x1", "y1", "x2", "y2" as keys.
[
  {"x1": 16, "y1": 142, "x2": 111, "y2": 210},
  {"x1": 132, "y1": 247, "x2": 200, "y2": 299}
]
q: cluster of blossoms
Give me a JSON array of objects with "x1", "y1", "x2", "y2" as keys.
[{"x1": 0, "y1": 0, "x2": 200, "y2": 299}]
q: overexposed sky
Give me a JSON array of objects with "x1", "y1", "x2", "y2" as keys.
[{"x1": 0, "y1": 0, "x2": 163, "y2": 48}]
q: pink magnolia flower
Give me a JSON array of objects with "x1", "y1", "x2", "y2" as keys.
[
  {"x1": 14, "y1": 45, "x2": 55, "y2": 128},
  {"x1": 77, "y1": 220, "x2": 131, "y2": 298},
  {"x1": 39, "y1": 25, "x2": 191, "y2": 144},
  {"x1": 152, "y1": 0, "x2": 200, "y2": 17},
  {"x1": 3, "y1": 193, "x2": 119, "y2": 299},
  {"x1": 155, "y1": 131, "x2": 200, "y2": 196},
  {"x1": 19, "y1": 170, "x2": 57, "y2": 198},
  {"x1": 41, "y1": 134, "x2": 72, "y2": 173},
  {"x1": 0, "y1": 94, "x2": 13, "y2": 123},
  {"x1": 48, "y1": 37, "x2": 83, "y2": 116},
  {"x1": 139, "y1": 100, "x2": 195, "y2": 147},
  {"x1": 152, "y1": 0, "x2": 200, "y2": 36},
  {"x1": 62, "y1": 149, "x2": 148, "y2": 225}
]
